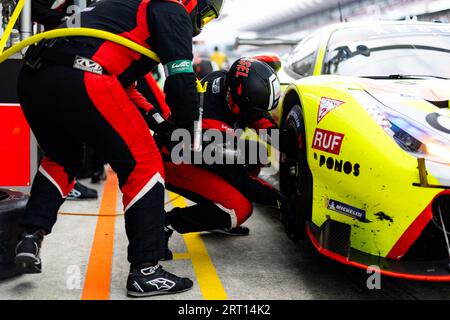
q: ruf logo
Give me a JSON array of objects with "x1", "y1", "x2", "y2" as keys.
[
  {"x1": 312, "y1": 128, "x2": 344, "y2": 155},
  {"x1": 317, "y1": 97, "x2": 345, "y2": 123}
]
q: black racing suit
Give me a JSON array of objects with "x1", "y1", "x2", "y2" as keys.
[
  {"x1": 18, "y1": 0, "x2": 198, "y2": 266},
  {"x1": 163, "y1": 70, "x2": 285, "y2": 233},
  {"x1": 31, "y1": 0, "x2": 107, "y2": 181}
]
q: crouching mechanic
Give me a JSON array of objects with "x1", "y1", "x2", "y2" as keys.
[
  {"x1": 15, "y1": 0, "x2": 223, "y2": 297},
  {"x1": 145, "y1": 58, "x2": 289, "y2": 259}
]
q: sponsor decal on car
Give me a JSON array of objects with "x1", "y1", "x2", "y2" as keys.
[
  {"x1": 327, "y1": 199, "x2": 366, "y2": 221},
  {"x1": 312, "y1": 128, "x2": 344, "y2": 155},
  {"x1": 317, "y1": 97, "x2": 345, "y2": 123},
  {"x1": 316, "y1": 153, "x2": 360, "y2": 176},
  {"x1": 426, "y1": 112, "x2": 450, "y2": 134}
]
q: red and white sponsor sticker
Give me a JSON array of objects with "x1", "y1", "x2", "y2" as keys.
[
  {"x1": 312, "y1": 128, "x2": 345, "y2": 155},
  {"x1": 317, "y1": 97, "x2": 345, "y2": 123}
]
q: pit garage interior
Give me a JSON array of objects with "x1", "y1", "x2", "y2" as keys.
[{"x1": 1, "y1": 0, "x2": 450, "y2": 300}]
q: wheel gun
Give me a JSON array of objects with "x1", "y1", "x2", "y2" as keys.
[{"x1": 193, "y1": 79, "x2": 208, "y2": 152}]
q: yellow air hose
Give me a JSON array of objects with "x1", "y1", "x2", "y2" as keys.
[
  {"x1": 0, "y1": 0, "x2": 26, "y2": 53},
  {"x1": 0, "y1": 27, "x2": 161, "y2": 64}
]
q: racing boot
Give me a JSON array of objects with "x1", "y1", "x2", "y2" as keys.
[
  {"x1": 127, "y1": 263, "x2": 193, "y2": 297},
  {"x1": 209, "y1": 225, "x2": 250, "y2": 236},
  {"x1": 15, "y1": 229, "x2": 45, "y2": 274},
  {"x1": 160, "y1": 227, "x2": 174, "y2": 261},
  {"x1": 67, "y1": 181, "x2": 98, "y2": 200}
]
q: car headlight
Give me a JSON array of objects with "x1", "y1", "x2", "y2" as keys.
[{"x1": 350, "y1": 90, "x2": 450, "y2": 165}]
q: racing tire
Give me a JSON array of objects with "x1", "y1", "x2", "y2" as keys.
[
  {"x1": 0, "y1": 189, "x2": 28, "y2": 280},
  {"x1": 279, "y1": 104, "x2": 313, "y2": 241}
]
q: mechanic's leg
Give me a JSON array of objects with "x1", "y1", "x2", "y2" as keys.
[
  {"x1": 18, "y1": 65, "x2": 84, "y2": 232},
  {"x1": 24, "y1": 157, "x2": 80, "y2": 232},
  {"x1": 164, "y1": 162, "x2": 253, "y2": 233},
  {"x1": 83, "y1": 73, "x2": 192, "y2": 296},
  {"x1": 16, "y1": 64, "x2": 84, "y2": 272},
  {"x1": 16, "y1": 153, "x2": 83, "y2": 273},
  {"x1": 83, "y1": 72, "x2": 166, "y2": 266}
]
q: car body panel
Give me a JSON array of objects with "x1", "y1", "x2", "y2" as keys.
[{"x1": 272, "y1": 21, "x2": 450, "y2": 279}]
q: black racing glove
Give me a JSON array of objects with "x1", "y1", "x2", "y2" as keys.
[{"x1": 140, "y1": 109, "x2": 178, "y2": 150}]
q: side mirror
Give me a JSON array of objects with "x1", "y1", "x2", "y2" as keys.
[{"x1": 356, "y1": 45, "x2": 371, "y2": 57}]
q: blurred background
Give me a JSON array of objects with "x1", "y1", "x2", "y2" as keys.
[
  {"x1": 194, "y1": 0, "x2": 450, "y2": 69},
  {"x1": 1, "y1": 0, "x2": 450, "y2": 72}
]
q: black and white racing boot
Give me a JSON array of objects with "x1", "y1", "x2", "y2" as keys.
[
  {"x1": 160, "y1": 227, "x2": 174, "y2": 261},
  {"x1": 67, "y1": 182, "x2": 98, "y2": 200},
  {"x1": 15, "y1": 230, "x2": 45, "y2": 274},
  {"x1": 127, "y1": 264, "x2": 193, "y2": 297},
  {"x1": 209, "y1": 225, "x2": 250, "y2": 236}
]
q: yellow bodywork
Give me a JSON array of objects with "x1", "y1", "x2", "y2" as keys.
[{"x1": 272, "y1": 23, "x2": 449, "y2": 258}]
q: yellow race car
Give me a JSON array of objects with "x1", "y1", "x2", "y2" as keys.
[{"x1": 274, "y1": 21, "x2": 450, "y2": 281}]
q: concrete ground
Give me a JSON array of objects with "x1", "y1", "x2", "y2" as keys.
[{"x1": 1, "y1": 174, "x2": 450, "y2": 300}]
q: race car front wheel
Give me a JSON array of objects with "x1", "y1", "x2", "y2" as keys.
[{"x1": 280, "y1": 104, "x2": 313, "y2": 240}]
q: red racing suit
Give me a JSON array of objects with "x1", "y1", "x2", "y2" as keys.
[
  {"x1": 162, "y1": 70, "x2": 285, "y2": 233},
  {"x1": 19, "y1": 0, "x2": 198, "y2": 265}
]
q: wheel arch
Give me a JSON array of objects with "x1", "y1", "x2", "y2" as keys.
[{"x1": 280, "y1": 86, "x2": 304, "y2": 128}]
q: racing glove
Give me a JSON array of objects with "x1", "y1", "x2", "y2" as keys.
[{"x1": 140, "y1": 109, "x2": 178, "y2": 151}]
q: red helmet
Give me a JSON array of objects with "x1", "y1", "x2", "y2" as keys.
[
  {"x1": 180, "y1": 0, "x2": 223, "y2": 37},
  {"x1": 252, "y1": 53, "x2": 282, "y2": 72},
  {"x1": 226, "y1": 58, "x2": 281, "y2": 116}
]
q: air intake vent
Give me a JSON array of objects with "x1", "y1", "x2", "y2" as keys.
[{"x1": 427, "y1": 100, "x2": 449, "y2": 109}]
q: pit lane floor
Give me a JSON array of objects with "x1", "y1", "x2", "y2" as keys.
[{"x1": 1, "y1": 171, "x2": 450, "y2": 300}]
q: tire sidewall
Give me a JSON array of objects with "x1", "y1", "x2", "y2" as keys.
[
  {"x1": 0, "y1": 189, "x2": 28, "y2": 215},
  {"x1": 281, "y1": 104, "x2": 313, "y2": 237}
]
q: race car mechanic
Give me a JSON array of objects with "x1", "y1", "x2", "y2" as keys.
[
  {"x1": 31, "y1": 0, "x2": 101, "y2": 200},
  {"x1": 15, "y1": 0, "x2": 223, "y2": 298},
  {"x1": 144, "y1": 58, "x2": 289, "y2": 260}
]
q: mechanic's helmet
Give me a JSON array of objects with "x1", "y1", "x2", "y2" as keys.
[
  {"x1": 181, "y1": 0, "x2": 223, "y2": 37},
  {"x1": 226, "y1": 58, "x2": 281, "y2": 116},
  {"x1": 193, "y1": 56, "x2": 214, "y2": 79}
]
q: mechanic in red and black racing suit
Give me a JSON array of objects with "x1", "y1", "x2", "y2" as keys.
[
  {"x1": 146, "y1": 58, "x2": 290, "y2": 259},
  {"x1": 136, "y1": 69, "x2": 172, "y2": 120},
  {"x1": 15, "y1": 0, "x2": 223, "y2": 297},
  {"x1": 31, "y1": 0, "x2": 103, "y2": 199}
]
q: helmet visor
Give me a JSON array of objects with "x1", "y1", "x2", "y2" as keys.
[{"x1": 200, "y1": 7, "x2": 218, "y2": 28}]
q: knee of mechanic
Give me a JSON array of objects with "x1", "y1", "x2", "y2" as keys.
[{"x1": 232, "y1": 198, "x2": 253, "y2": 227}]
